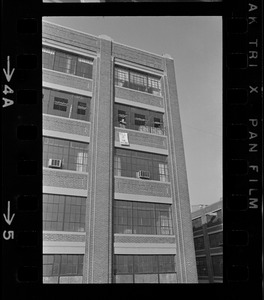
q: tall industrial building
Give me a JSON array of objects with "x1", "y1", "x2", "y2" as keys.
[
  {"x1": 42, "y1": 21, "x2": 198, "y2": 284},
  {"x1": 191, "y1": 199, "x2": 223, "y2": 283}
]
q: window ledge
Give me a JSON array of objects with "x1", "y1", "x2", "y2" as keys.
[
  {"x1": 114, "y1": 233, "x2": 175, "y2": 238},
  {"x1": 43, "y1": 167, "x2": 88, "y2": 176},
  {"x1": 115, "y1": 126, "x2": 167, "y2": 137},
  {"x1": 43, "y1": 230, "x2": 86, "y2": 236},
  {"x1": 43, "y1": 67, "x2": 93, "y2": 82},
  {"x1": 43, "y1": 113, "x2": 91, "y2": 125},
  {"x1": 115, "y1": 85, "x2": 163, "y2": 99},
  {"x1": 114, "y1": 175, "x2": 170, "y2": 184}
]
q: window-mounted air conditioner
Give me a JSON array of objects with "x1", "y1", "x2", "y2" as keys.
[
  {"x1": 136, "y1": 170, "x2": 150, "y2": 179},
  {"x1": 48, "y1": 159, "x2": 62, "y2": 169}
]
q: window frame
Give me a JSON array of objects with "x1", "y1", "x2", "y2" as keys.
[
  {"x1": 115, "y1": 66, "x2": 161, "y2": 96},
  {"x1": 42, "y1": 46, "x2": 93, "y2": 79},
  {"x1": 114, "y1": 255, "x2": 176, "y2": 283},
  {"x1": 43, "y1": 137, "x2": 89, "y2": 173},
  {"x1": 114, "y1": 200, "x2": 173, "y2": 235},
  {"x1": 43, "y1": 87, "x2": 91, "y2": 121},
  {"x1": 114, "y1": 149, "x2": 169, "y2": 182},
  {"x1": 43, "y1": 254, "x2": 84, "y2": 279},
  {"x1": 43, "y1": 194, "x2": 86, "y2": 232}
]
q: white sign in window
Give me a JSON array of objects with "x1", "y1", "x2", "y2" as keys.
[{"x1": 119, "y1": 132, "x2": 129, "y2": 146}]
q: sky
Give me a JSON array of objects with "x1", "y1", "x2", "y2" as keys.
[{"x1": 43, "y1": 16, "x2": 222, "y2": 207}]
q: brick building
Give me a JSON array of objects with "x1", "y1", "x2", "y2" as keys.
[
  {"x1": 191, "y1": 199, "x2": 223, "y2": 283},
  {"x1": 42, "y1": 21, "x2": 198, "y2": 284}
]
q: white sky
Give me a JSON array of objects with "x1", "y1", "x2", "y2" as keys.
[{"x1": 43, "y1": 16, "x2": 222, "y2": 207}]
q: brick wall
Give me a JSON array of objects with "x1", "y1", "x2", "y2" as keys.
[
  {"x1": 113, "y1": 44, "x2": 164, "y2": 71},
  {"x1": 44, "y1": 232, "x2": 86, "y2": 242},
  {"x1": 43, "y1": 22, "x2": 99, "y2": 53},
  {"x1": 43, "y1": 69, "x2": 93, "y2": 92},
  {"x1": 115, "y1": 87, "x2": 164, "y2": 108},
  {"x1": 115, "y1": 234, "x2": 176, "y2": 244},
  {"x1": 115, "y1": 127, "x2": 167, "y2": 150},
  {"x1": 115, "y1": 177, "x2": 171, "y2": 198},
  {"x1": 43, "y1": 169, "x2": 88, "y2": 190},
  {"x1": 43, "y1": 114, "x2": 90, "y2": 137}
]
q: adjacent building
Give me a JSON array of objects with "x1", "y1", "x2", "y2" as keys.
[
  {"x1": 191, "y1": 199, "x2": 223, "y2": 283},
  {"x1": 42, "y1": 21, "x2": 197, "y2": 283}
]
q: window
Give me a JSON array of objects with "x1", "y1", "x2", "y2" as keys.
[
  {"x1": 148, "y1": 75, "x2": 162, "y2": 96},
  {"x1": 114, "y1": 255, "x2": 176, "y2": 284},
  {"x1": 211, "y1": 255, "x2": 223, "y2": 277},
  {"x1": 115, "y1": 68, "x2": 129, "y2": 87},
  {"x1": 43, "y1": 254, "x2": 83, "y2": 283},
  {"x1": 53, "y1": 97, "x2": 68, "y2": 112},
  {"x1": 206, "y1": 209, "x2": 222, "y2": 228},
  {"x1": 77, "y1": 102, "x2": 87, "y2": 115},
  {"x1": 194, "y1": 236, "x2": 205, "y2": 250},
  {"x1": 114, "y1": 149, "x2": 169, "y2": 182},
  {"x1": 43, "y1": 137, "x2": 88, "y2": 172},
  {"x1": 130, "y1": 71, "x2": 148, "y2": 93},
  {"x1": 192, "y1": 217, "x2": 203, "y2": 232},
  {"x1": 208, "y1": 231, "x2": 223, "y2": 248},
  {"x1": 42, "y1": 48, "x2": 55, "y2": 70},
  {"x1": 196, "y1": 256, "x2": 208, "y2": 277},
  {"x1": 114, "y1": 104, "x2": 164, "y2": 135},
  {"x1": 42, "y1": 47, "x2": 93, "y2": 79},
  {"x1": 76, "y1": 57, "x2": 93, "y2": 79},
  {"x1": 43, "y1": 194, "x2": 86, "y2": 232},
  {"x1": 134, "y1": 114, "x2": 146, "y2": 126},
  {"x1": 118, "y1": 110, "x2": 127, "y2": 128},
  {"x1": 43, "y1": 87, "x2": 91, "y2": 121},
  {"x1": 114, "y1": 200, "x2": 173, "y2": 235},
  {"x1": 115, "y1": 66, "x2": 161, "y2": 96}
]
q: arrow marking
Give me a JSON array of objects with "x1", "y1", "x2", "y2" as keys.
[
  {"x1": 3, "y1": 56, "x2": 15, "y2": 82},
  {"x1": 3, "y1": 201, "x2": 15, "y2": 225}
]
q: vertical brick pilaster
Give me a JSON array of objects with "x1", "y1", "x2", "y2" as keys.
[
  {"x1": 84, "y1": 36, "x2": 113, "y2": 283},
  {"x1": 163, "y1": 56, "x2": 198, "y2": 283}
]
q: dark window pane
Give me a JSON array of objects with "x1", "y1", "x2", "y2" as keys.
[
  {"x1": 194, "y1": 236, "x2": 205, "y2": 250},
  {"x1": 211, "y1": 255, "x2": 223, "y2": 277},
  {"x1": 196, "y1": 257, "x2": 208, "y2": 277},
  {"x1": 209, "y1": 232, "x2": 223, "y2": 248}
]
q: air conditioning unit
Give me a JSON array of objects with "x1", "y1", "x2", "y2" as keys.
[
  {"x1": 136, "y1": 170, "x2": 150, "y2": 179},
  {"x1": 48, "y1": 159, "x2": 62, "y2": 169}
]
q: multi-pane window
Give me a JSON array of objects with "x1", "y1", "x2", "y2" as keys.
[
  {"x1": 115, "y1": 66, "x2": 161, "y2": 96},
  {"x1": 42, "y1": 46, "x2": 93, "y2": 79},
  {"x1": 43, "y1": 137, "x2": 88, "y2": 172},
  {"x1": 211, "y1": 255, "x2": 223, "y2": 277},
  {"x1": 43, "y1": 88, "x2": 91, "y2": 121},
  {"x1": 114, "y1": 255, "x2": 176, "y2": 283},
  {"x1": 192, "y1": 217, "x2": 203, "y2": 232},
  {"x1": 194, "y1": 236, "x2": 205, "y2": 251},
  {"x1": 206, "y1": 209, "x2": 222, "y2": 228},
  {"x1": 114, "y1": 103, "x2": 164, "y2": 135},
  {"x1": 196, "y1": 256, "x2": 208, "y2": 277},
  {"x1": 43, "y1": 254, "x2": 83, "y2": 282},
  {"x1": 208, "y1": 231, "x2": 223, "y2": 248},
  {"x1": 114, "y1": 149, "x2": 169, "y2": 182},
  {"x1": 43, "y1": 194, "x2": 86, "y2": 232},
  {"x1": 114, "y1": 200, "x2": 173, "y2": 235}
]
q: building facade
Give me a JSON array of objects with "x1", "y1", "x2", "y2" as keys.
[
  {"x1": 191, "y1": 199, "x2": 223, "y2": 283},
  {"x1": 42, "y1": 21, "x2": 197, "y2": 284}
]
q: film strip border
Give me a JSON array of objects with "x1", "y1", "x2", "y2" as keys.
[
  {"x1": 224, "y1": 0, "x2": 262, "y2": 295},
  {"x1": 1, "y1": 0, "x2": 263, "y2": 298}
]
